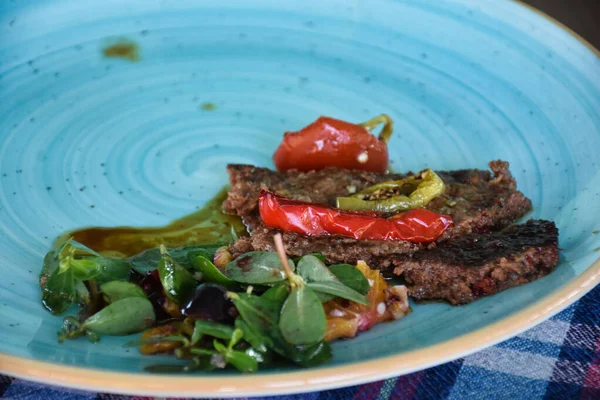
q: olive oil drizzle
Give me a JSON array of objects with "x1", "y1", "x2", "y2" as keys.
[{"x1": 59, "y1": 187, "x2": 246, "y2": 257}]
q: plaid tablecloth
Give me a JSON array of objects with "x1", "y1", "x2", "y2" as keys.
[{"x1": 1, "y1": 284, "x2": 598, "y2": 400}]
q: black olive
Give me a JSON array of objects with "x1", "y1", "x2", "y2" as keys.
[
  {"x1": 140, "y1": 270, "x2": 162, "y2": 297},
  {"x1": 180, "y1": 283, "x2": 233, "y2": 322},
  {"x1": 139, "y1": 270, "x2": 170, "y2": 321}
]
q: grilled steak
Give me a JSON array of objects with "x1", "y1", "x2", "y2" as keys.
[
  {"x1": 225, "y1": 160, "x2": 532, "y2": 262},
  {"x1": 223, "y1": 161, "x2": 557, "y2": 305},
  {"x1": 391, "y1": 220, "x2": 559, "y2": 304}
]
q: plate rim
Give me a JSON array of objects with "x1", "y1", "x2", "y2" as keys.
[{"x1": 1, "y1": 0, "x2": 599, "y2": 396}]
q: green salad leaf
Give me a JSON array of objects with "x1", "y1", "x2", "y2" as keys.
[
  {"x1": 87, "y1": 256, "x2": 131, "y2": 284},
  {"x1": 128, "y1": 244, "x2": 223, "y2": 275},
  {"x1": 229, "y1": 292, "x2": 331, "y2": 366},
  {"x1": 100, "y1": 281, "x2": 147, "y2": 303},
  {"x1": 157, "y1": 246, "x2": 198, "y2": 305},
  {"x1": 329, "y1": 264, "x2": 370, "y2": 295},
  {"x1": 261, "y1": 284, "x2": 290, "y2": 303},
  {"x1": 296, "y1": 255, "x2": 368, "y2": 304},
  {"x1": 306, "y1": 281, "x2": 368, "y2": 305},
  {"x1": 279, "y1": 285, "x2": 327, "y2": 346},
  {"x1": 188, "y1": 253, "x2": 236, "y2": 289},
  {"x1": 81, "y1": 297, "x2": 155, "y2": 335},
  {"x1": 59, "y1": 297, "x2": 156, "y2": 343},
  {"x1": 42, "y1": 267, "x2": 76, "y2": 315},
  {"x1": 224, "y1": 251, "x2": 295, "y2": 284},
  {"x1": 296, "y1": 255, "x2": 337, "y2": 302},
  {"x1": 69, "y1": 259, "x2": 102, "y2": 281},
  {"x1": 192, "y1": 320, "x2": 235, "y2": 341}
]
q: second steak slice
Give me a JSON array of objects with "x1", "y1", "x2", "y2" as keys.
[{"x1": 392, "y1": 220, "x2": 559, "y2": 305}]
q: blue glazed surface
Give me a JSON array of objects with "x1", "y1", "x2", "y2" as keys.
[{"x1": 0, "y1": 0, "x2": 599, "y2": 375}]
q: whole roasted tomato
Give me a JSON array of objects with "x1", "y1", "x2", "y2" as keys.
[{"x1": 273, "y1": 115, "x2": 393, "y2": 173}]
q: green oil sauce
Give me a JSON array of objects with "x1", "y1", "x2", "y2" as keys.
[
  {"x1": 60, "y1": 187, "x2": 247, "y2": 257},
  {"x1": 200, "y1": 102, "x2": 216, "y2": 111},
  {"x1": 102, "y1": 39, "x2": 140, "y2": 62}
]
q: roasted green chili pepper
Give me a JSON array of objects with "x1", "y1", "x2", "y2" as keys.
[{"x1": 336, "y1": 168, "x2": 445, "y2": 213}]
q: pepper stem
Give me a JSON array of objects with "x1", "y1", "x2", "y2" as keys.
[
  {"x1": 273, "y1": 233, "x2": 294, "y2": 281},
  {"x1": 359, "y1": 114, "x2": 394, "y2": 144}
]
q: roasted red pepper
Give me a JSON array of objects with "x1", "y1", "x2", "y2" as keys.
[
  {"x1": 273, "y1": 115, "x2": 393, "y2": 173},
  {"x1": 258, "y1": 190, "x2": 452, "y2": 242}
]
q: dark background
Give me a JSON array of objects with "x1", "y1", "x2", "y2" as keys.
[{"x1": 523, "y1": 0, "x2": 600, "y2": 48}]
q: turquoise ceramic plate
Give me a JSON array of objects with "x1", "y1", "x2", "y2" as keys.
[{"x1": 1, "y1": 0, "x2": 599, "y2": 396}]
